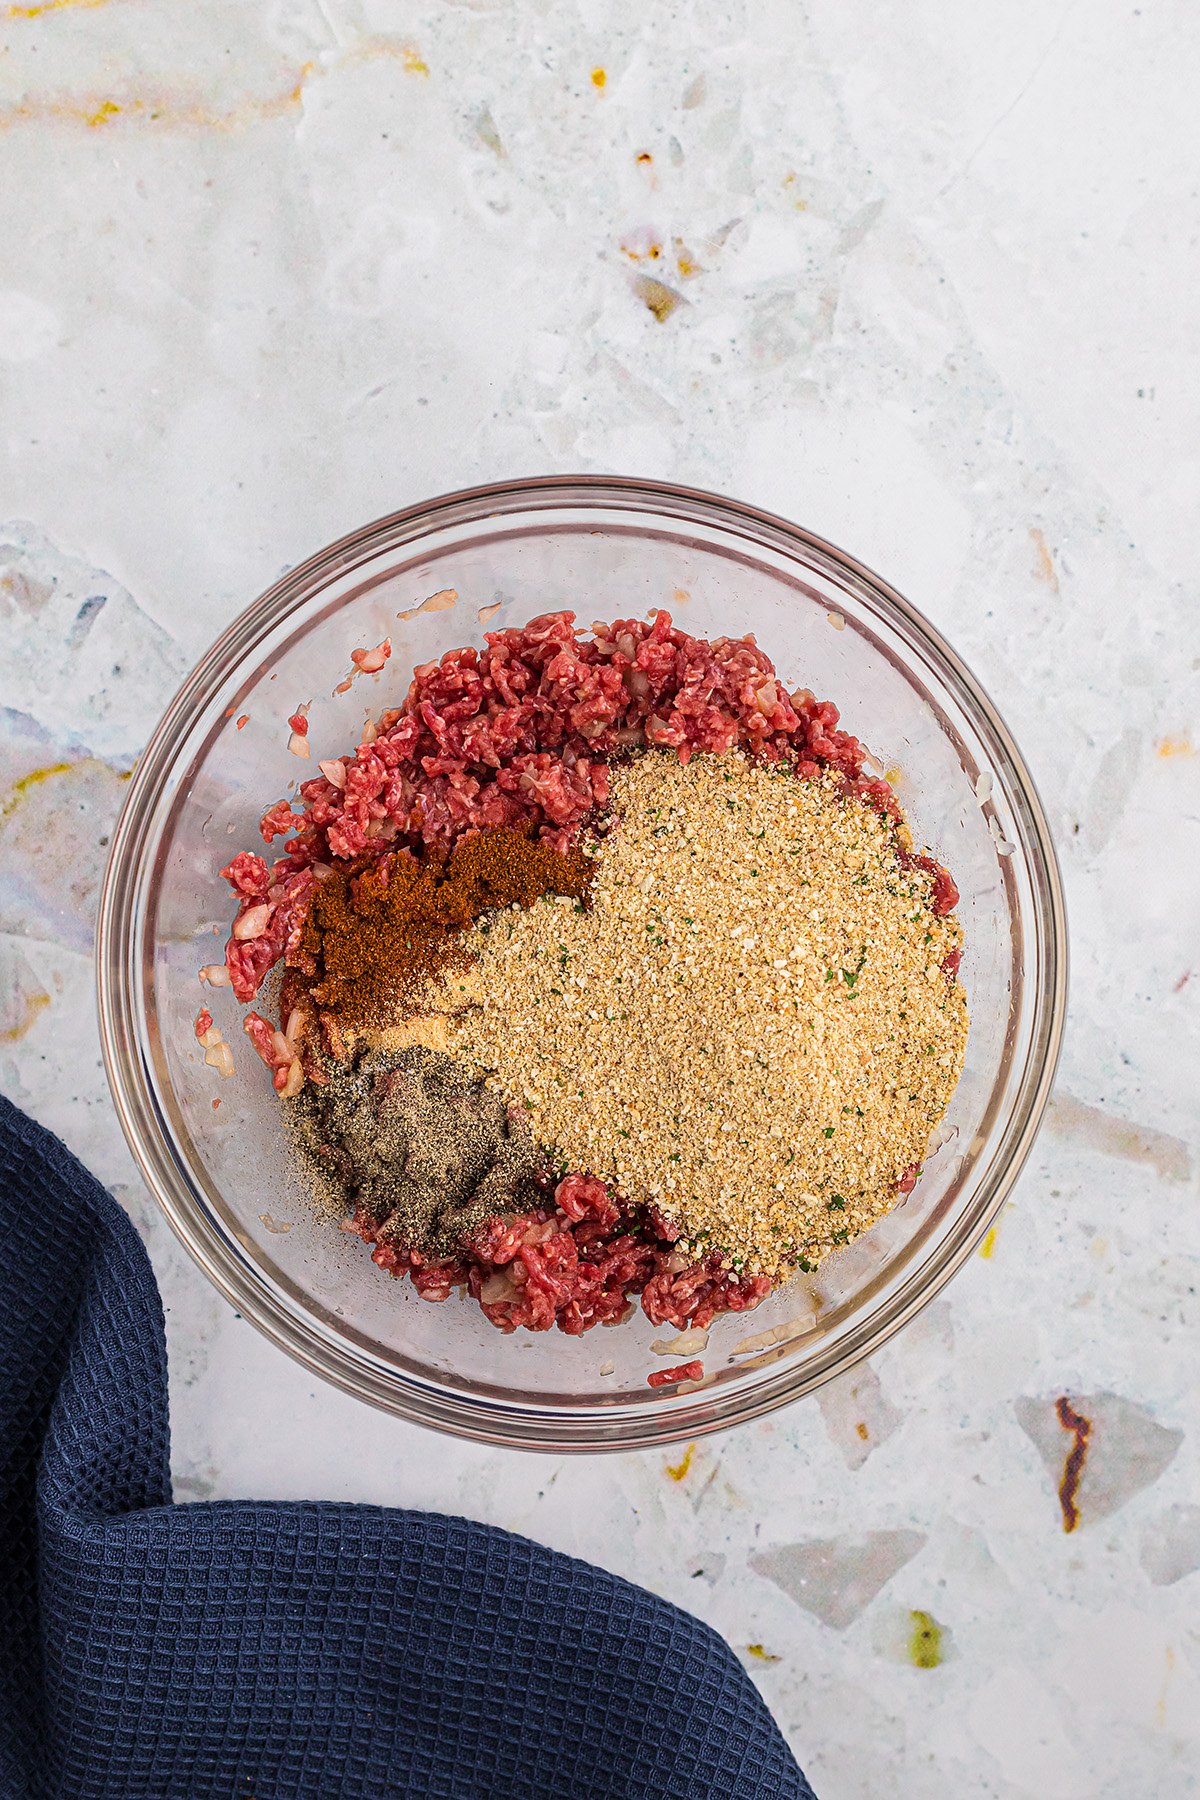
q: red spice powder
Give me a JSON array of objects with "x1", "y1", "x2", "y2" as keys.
[{"x1": 301, "y1": 826, "x2": 593, "y2": 1031}]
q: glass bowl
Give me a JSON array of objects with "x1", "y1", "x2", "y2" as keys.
[{"x1": 96, "y1": 477, "x2": 1067, "y2": 1451}]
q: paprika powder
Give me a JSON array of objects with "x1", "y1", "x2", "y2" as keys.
[{"x1": 299, "y1": 826, "x2": 593, "y2": 1033}]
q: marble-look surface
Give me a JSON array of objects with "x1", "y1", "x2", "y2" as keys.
[{"x1": 3, "y1": 2, "x2": 1199, "y2": 1794}]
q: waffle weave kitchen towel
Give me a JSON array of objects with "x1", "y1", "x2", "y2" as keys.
[{"x1": 0, "y1": 1094, "x2": 814, "y2": 1800}]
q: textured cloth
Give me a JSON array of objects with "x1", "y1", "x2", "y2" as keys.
[{"x1": 0, "y1": 1094, "x2": 814, "y2": 1800}]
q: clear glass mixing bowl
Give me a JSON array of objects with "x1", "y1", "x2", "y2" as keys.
[{"x1": 96, "y1": 478, "x2": 1066, "y2": 1450}]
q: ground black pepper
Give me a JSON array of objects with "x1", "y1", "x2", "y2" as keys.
[{"x1": 287, "y1": 1044, "x2": 552, "y2": 1256}]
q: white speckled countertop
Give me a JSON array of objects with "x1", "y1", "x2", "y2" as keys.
[{"x1": 3, "y1": 3, "x2": 1199, "y2": 1794}]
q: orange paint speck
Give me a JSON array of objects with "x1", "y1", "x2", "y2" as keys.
[
  {"x1": 212, "y1": 1098, "x2": 221, "y2": 1110},
  {"x1": 855, "y1": 1422, "x2": 869, "y2": 1441},
  {"x1": 665, "y1": 1442, "x2": 696, "y2": 1481},
  {"x1": 236, "y1": 715, "x2": 249, "y2": 730},
  {"x1": 674, "y1": 240, "x2": 703, "y2": 278},
  {"x1": 1157, "y1": 736, "x2": 1194, "y2": 758},
  {"x1": 1030, "y1": 526, "x2": 1059, "y2": 592},
  {"x1": 620, "y1": 228, "x2": 663, "y2": 264},
  {"x1": 591, "y1": 67, "x2": 606, "y2": 88}
]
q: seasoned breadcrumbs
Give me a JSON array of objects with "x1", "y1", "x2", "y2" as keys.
[{"x1": 440, "y1": 750, "x2": 967, "y2": 1280}]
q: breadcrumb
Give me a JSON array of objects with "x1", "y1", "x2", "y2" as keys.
[{"x1": 443, "y1": 751, "x2": 967, "y2": 1280}]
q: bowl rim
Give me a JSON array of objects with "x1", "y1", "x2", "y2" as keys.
[{"x1": 96, "y1": 474, "x2": 1068, "y2": 1451}]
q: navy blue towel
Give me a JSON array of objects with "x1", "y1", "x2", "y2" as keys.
[{"x1": 0, "y1": 1095, "x2": 814, "y2": 1800}]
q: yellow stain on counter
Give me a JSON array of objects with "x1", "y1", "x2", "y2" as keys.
[
  {"x1": 5, "y1": 0, "x2": 113, "y2": 18},
  {"x1": 3, "y1": 991, "x2": 51, "y2": 1041},
  {"x1": 3, "y1": 760, "x2": 132, "y2": 807},
  {"x1": 908, "y1": 1610, "x2": 944, "y2": 1669},
  {"x1": 782, "y1": 172, "x2": 809, "y2": 210},
  {"x1": 0, "y1": 34, "x2": 430, "y2": 135},
  {"x1": 1157, "y1": 736, "x2": 1194, "y2": 758},
  {"x1": 665, "y1": 1442, "x2": 696, "y2": 1482},
  {"x1": 0, "y1": 762, "x2": 74, "y2": 822},
  {"x1": 0, "y1": 64, "x2": 314, "y2": 132},
  {"x1": 306, "y1": 35, "x2": 431, "y2": 78},
  {"x1": 978, "y1": 1203, "x2": 1014, "y2": 1259}
]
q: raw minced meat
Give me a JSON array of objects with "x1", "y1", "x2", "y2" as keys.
[
  {"x1": 220, "y1": 609, "x2": 924, "y2": 1006},
  {"x1": 352, "y1": 1172, "x2": 773, "y2": 1338}
]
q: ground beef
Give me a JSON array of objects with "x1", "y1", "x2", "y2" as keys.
[
  {"x1": 349, "y1": 1172, "x2": 773, "y2": 1336},
  {"x1": 221, "y1": 854, "x2": 319, "y2": 1005},
  {"x1": 647, "y1": 1361, "x2": 705, "y2": 1388},
  {"x1": 222, "y1": 609, "x2": 906, "y2": 1005}
]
